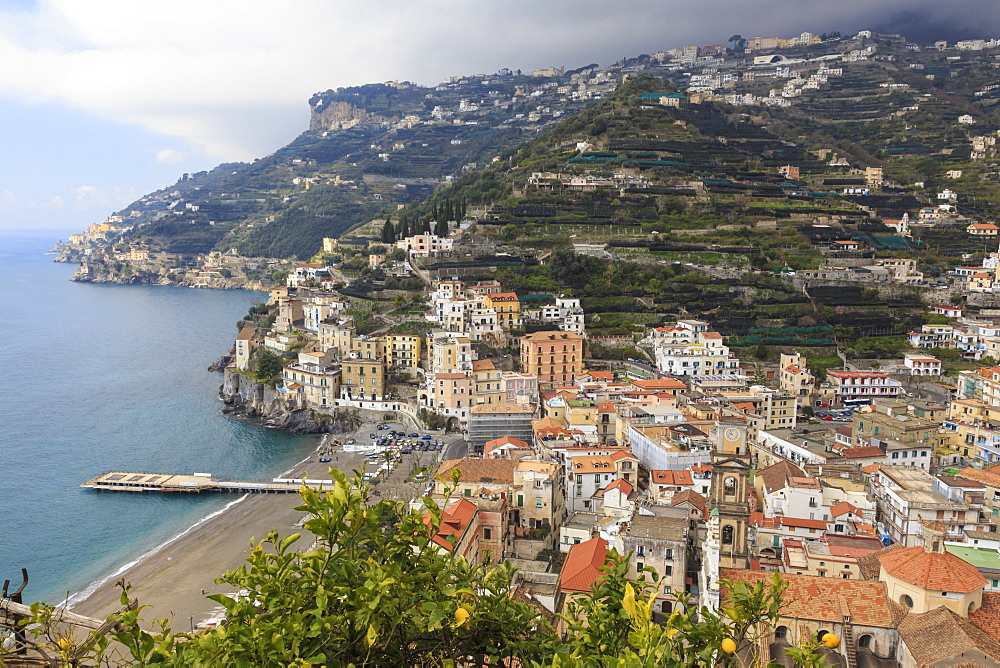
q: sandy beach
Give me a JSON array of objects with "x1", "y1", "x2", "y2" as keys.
[{"x1": 70, "y1": 446, "x2": 367, "y2": 629}]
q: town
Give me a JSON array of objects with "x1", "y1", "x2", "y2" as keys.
[{"x1": 44, "y1": 25, "x2": 1000, "y2": 667}]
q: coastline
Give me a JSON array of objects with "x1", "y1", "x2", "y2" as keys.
[{"x1": 69, "y1": 440, "x2": 366, "y2": 627}]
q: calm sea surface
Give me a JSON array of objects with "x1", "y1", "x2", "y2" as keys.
[{"x1": 0, "y1": 231, "x2": 316, "y2": 604}]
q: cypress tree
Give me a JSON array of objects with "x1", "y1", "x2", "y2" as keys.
[{"x1": 434, "y1": 218, "x2": 448, "y2": 236}]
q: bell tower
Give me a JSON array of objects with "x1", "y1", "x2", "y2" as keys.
[{"x1": 710, "y1": 420, "x2": 751, "y2": 569}]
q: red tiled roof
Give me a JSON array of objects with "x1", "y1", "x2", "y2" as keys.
[
  {"x1": 898, "y1": 604, "x2": 1000, "y2": 666},
  {"x1": 970, "y1": 591, "x2": 1000, "y2": 638},
  {"x1": 781, "y1": 517, "x2": 828, "y2": 530},
  {"x1": 561, "y1": 537, "x2": 610, "y2": 593},
  {"x1": 597, "y1": 402, "x2": 616, "y2": 413},
  {"x1": 651, "y1": 470, "x2": 694, "y2": 486},
  {"x1": 436, "y1": 458, "x2": 518, "y2": 485},
  {"x1": 840, "y1": 446, "x2": 884, "y2": 459},
  {"x1": 958, "y1": 466, "x2": 1000, "y2": 488},
  {"x1": 878, "y1": 546, "x2": 986, "y2": 593},
  {"x1": 590, "y1": 371, "x2": 614, "y2": 381},
  {"x1": 749, "y1": 511, "x2": 781, "y2": 528},
  {"x1": 720, "y1": 569, "x2": 898, "y2": 628},
  {"x1": 605, "y1": 478, "x2": 634, "y2": 495},
  {"x1": 830, "y1": 501, "x2": 859, "y2": 518},
  {"x1": 669, "y1": 489, "x2": 707, "y2": 518},
  {"x1": 630, "y1": 378, "x2": 687, "y2": 391},
  {"x1": 425, "y1": 498, "x2": 478, "y2": 551}
]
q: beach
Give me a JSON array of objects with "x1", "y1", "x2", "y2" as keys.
[{"x1": 70, "y1": 446, "x2": 367, "y2": 628}]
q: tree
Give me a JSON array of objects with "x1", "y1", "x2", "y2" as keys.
[
  {"x1": 380, "y1": 219, "x2": 396, "y2": 244},
  {"x1": 8, "y1": 474, "x2": 833, "y2": 667},
  {"x1": 253, "y1": 347, "x2": 284, "y2": 381},
  {"x1": 728, "y1": 34, "x2": 747, "y2": 53},
  {"x1": 434, "y1": 218, "x2": 448, "y2": 236}
]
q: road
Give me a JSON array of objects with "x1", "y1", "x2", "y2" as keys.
[{"x1": 444, "y1": 438, "x2": 468, "y2": 461}]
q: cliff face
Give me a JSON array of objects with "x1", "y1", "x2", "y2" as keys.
[
  {"x1": 308, "y1": 101, "x2": 393, "y2": 132},
  {"x1": 72, "y1": 262, "x2": 271, "y2": 291},
  {"x1": 220, "y1": 368, "x2": 360, "y2": 434}
]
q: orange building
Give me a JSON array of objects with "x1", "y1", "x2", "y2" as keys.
[{"x1": 520, "y1": 331, "x2": 585, "y2": 387}]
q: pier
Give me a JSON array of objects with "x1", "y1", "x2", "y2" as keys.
[{"x1": 80, "y1": 471, "x2": 332, "y2": 494}]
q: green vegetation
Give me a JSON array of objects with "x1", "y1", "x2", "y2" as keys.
[{"x1": 9, "y1": 472, "x2": 836, "y2": 667}]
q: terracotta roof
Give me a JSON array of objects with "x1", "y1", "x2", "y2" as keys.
[
  {"x1": 879, "y1": 546, "x2": 986, "y2": 593},
  {"x1": 749, "y1": 511, "x2": 782, "y2": 528},
  {"x1": 597, "y1": 402, "x2": 616, "y2": 413},
  {"x1": 758, "y1": 459, "x2": 807, "y2": 494},
  {"x1": 692, "y1": 463, "x2": 713, "y2": 475},
  {"x1": 856, "y1": 543, "x2": 904, "y2": 580},
  {"x1": 471, "y1": 359, "x2": 496, "y2": 371},
  {"x1": 830, "y1": 501, "x2": 859, "y2": 518},
  {"x1": 425, "y1": 498, "x2": 478, "y2": 551},
  {"x1": 970, "y1": 591, "x2": 1000, "y2": 638},
  {"x1": 629, "y1": 378, "x2": 687, "y2": 391},
  {"x1": 522, "y1": 330, "x2": 584, "y2": 342},
  {"x1": 589, "y1": 371, "x2": 614, "y2": 381},
  {"x1": 570, "y1": 455, "x2": 618, "y2": 474},
  {"x1": 485, "y1": 436, "x2": 530, "y2": 451},
  {"x1": 560, "y1": 537, "x2": 610, "y2": 592},
  {"x1": 236, "y1": 326, "x2": 257, "y2": 341},
  {"x1": 610, "y1": 450, "x2": 638, "y2": 462},
  {"x1": 835, "y1": 425, "x2": 853, "y2": 437},
  {"x1": 840, "y1": 445, "x2": 884, "y2": 459},
  {"x1": 651, "y1": 470, "x2": 694, "y2": 486},
  {"x1": 781, "y1": 517, "x2": 828, "y2": 530},
  {"x1": 898, "y1": 604, "x2": 1000, "y2": 666},
  {"x1": 436, "y1": 458, "x2": 518, "y2": 485},
  {"x1": 669, "y1": 489, "x2": 707, "y2": 518},
  {"x1": 958, "y1": 466, "x2": 1000, "y2": 488},
  {"x1": 605, "y1": 478, "x2": 634, "y2": 496},
  {"x1": 720, "y1": 569, "x2": 899, "y2": 628}
]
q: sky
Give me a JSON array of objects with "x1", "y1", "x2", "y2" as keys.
[{"x1": 1, "y1": 0, "x2": 999, "y2": 233}]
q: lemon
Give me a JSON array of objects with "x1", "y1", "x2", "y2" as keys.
[
  {"x1": 721, "y1": 637, "x2": 737, "y2": 654},
  {"x1": 454, "y1": 606, "x2": 470, "y2": 627},
  {"x1": 822, "y1": 633, "x2": 840, "y2": 649}
]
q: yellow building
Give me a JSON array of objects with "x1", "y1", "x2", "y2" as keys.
[
  {"x1": 520, "y1": 331, "x2": 585, "y2": 387},
  {"x1": 483, "y1": 292, "x2": 521, "y2": 328},
  {"x1": 472, "y1": 359, "x2": 504, "y2": 405},
  {"x1": 381, "y1": 334, "x2": 423, "y2": 369},
  {"x1": 340, "y1": 355, "x2": 386, "y2": 402}
]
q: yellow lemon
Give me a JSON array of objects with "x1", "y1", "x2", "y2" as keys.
[
  {"x1": 56, "y1": 637, "x2": 73, "y2": 652},
  {"x1": 454, "y1": 606, "x2": 470, "y2": 627},
  {"x1": 822, "y1": 633, "x2": 840, "y2": 649},
  {"x1": 721, "y1": 638, "x2": 737, "y2": 654}
]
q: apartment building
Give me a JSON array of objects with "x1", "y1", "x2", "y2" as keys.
[{"x1": 520, "y1": 331, "x2": 585, "y2": 386}]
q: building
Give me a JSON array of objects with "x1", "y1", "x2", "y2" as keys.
[
  {"x1": 903, "y1": 353, "x2": 942, "y2": 376},
  {"x1": 234, "y1": 326, "x2": 257, "y2": 371},
  {"x1": 467, "y1": 402, "x2": 538, "y2": 453},
  {"x1": 520, "y1": 331, "x2": 585, "y2": 386},
  {"x1": 778, "y1": 352, "x2": 815, "y2": 398},
  {"x1": 483, "y1": 292, "x2": 521, "y2": 329},
  {"x1": 852, "y1": 408, "x2": 937, "y2": 470},
  {"x1": 871, "y1": 466, "x2": 993, "y2": 546},
  {"x1": 471, "y1": 359, "x2": 504, "y2": 405},
  {"x1": 281, "y1": 362, "x2": 340, "y2": 408},
  {"x1": 618, "y1": 513, "x2": 689, "y2": 615},
  {"x1": 426, "y1": 372, "x2": 475, "y2": 424},
  {"x1": 824, "y1": 371, "x2": 902, "y2": 405},
  {"x1": 511, "y1": 460, "x2": 565, "y2": 532},
  {"x1": 339, "y1": 354, "x2": 386, "y2": 402}
]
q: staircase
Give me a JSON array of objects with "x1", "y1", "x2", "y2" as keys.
[{"x1": 842, "y1": 621, "x2": 857, "y2": 668}]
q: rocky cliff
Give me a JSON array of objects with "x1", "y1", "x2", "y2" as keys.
[
  {"x1": 220, "y1": 368, "x2": 360, "y2": 434},
  {"x1": 72, "y1": 262, "x2": 271, "y2": 291},
  {"x1": 308, "y1": 101, "x2": 393, "y2": 132}
]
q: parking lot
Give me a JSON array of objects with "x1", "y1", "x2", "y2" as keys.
[{"x1": 323, "y1": 420, "x2": 467, "y2": 504}]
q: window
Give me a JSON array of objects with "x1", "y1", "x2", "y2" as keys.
[
  {"x1": 665, "y1": 565, "x2": 672, "y2": 576},
  {"x1": 483, "y1": 528, "x2": 492, "y2": 540},
  {"x1": 665, "y1": 548, "x2": 673, "y2": 560},
  {"x1": 517, "y1": 494, "x2": 523, "y2": 507},
  {"x1": 464, "y1": 488, "x2": 471, "y2": 497},
  {"x1": 536, "y1": 498, "x2": 543, "y2": 507},
  {"x1": 637, "y1": 561, "x2": 644, "y2": 571}
]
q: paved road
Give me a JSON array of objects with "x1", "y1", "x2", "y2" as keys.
[{"x1": 444, "y1": 438, "x2": 468, "y2": 461}]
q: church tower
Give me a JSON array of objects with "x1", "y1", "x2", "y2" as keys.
[{"x1": 709, "y1": 419, "x2": 751, "y2": 569}]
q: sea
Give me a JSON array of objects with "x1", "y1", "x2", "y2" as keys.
[{"x1": 0, "y1": 230, "x2": 317, "y2": 605}]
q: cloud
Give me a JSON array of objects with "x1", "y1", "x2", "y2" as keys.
[
  {"x1": 40, "y1": 195, "x2": 64, "y2": 209},
  {"x1": 155, "y1": 149, "x2": 185, "y2": 164},
  {"x1": 71, "y1": 185, "x2": 96, "y2": 202},
  {"x1": 0, "y1": 1, "x2": 997, "y2": 162}
]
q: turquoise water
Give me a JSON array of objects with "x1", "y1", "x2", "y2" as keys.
[{"x1": 0, "y1": 231, "x2": 317, "y2": 605}]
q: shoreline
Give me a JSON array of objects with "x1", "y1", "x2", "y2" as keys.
[{"x1": 68, "y1": 437, "x2": 364, "y2": 627}]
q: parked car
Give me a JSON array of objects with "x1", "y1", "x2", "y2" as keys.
[
  {"x1": 421, "y1": 435, "x2": 432, "y2": 440},
  {"x1": 347, "y1": 439, "x2": 356, "y2": 445},
  {"x1": 369, "y1": 433, "x2": 376, "y2": 439},
  {"x1": 408, "y1": 433, "x2": 419, "y2": 438}
]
